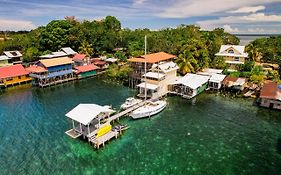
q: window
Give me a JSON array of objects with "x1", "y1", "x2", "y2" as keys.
[
  {"x1": 228, "y1": 49, "x2": 234, "y2": 54},
  {"x1": 18, "y1": 76, "x2": 21, "y2": 79},
  {"x1": 234, "y1": 57, "x2": 240, "y2": 61}
]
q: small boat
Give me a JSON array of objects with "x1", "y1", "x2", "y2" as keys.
[
  {"x1": 120, "y1": 97, "x2": 142, "y2": 110},
  {"x1": 130, "y1": 100, "x2": 167, "y2": 119}
]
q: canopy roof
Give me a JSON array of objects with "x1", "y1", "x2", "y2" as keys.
[
  {"x1": 137, "y1": 82, "x2": 158, "y2": 90},
  {"x1": 65, "y1": 104, "x2": 114, "y2": 125},
  {"x1": 73, "y1": 54, "x2": 86, "y2": 60},
  {"x1": 26, "y1": 65, "x2": 47, "y2": 73},
  {"x1": 172, "y1": 73, "x2": 210, "y2": 89}
]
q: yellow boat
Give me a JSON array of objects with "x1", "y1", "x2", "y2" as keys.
[{"x1": 96, "y1": 125, "x2": 112, "y2": 138}]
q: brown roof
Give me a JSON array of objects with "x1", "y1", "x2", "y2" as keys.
[
  {"x1": 128, "y1": 52, "x2": 176, "y2": 63},
  {"x1": 39, "y1": 57, "x2": 73, "y2": 68},
  {"x1": 222, "y1": 76, "x2": 239, "y2": 85},
  {"x1": 260, "y1": 81, "x2": 279, "y2": 99},
  {"x1": 26, "y1": 65, "x2": 47, "y2": 73}
]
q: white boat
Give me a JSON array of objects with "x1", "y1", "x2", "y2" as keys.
[
  {"x1": 130, "y1": 100, "x2": 167, "y2": 119},
  {"x1": 120, "y1": 97, "x2": 142, "y2": 110}
]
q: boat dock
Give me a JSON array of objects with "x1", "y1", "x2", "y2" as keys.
[{"x1": 65, "y1": 101, "x2": 146, "y2": 149}]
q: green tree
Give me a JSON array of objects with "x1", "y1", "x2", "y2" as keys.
[{"x1": 79, "y1": 41, "x2": 94, "y2": 57}]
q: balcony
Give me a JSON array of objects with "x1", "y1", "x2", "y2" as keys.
[{"x1": 30, "y1": 69, "x2": 73, "y2": 79}]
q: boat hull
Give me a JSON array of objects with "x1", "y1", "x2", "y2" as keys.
[{"x1": 130, "y1": 101, "x2": 167, "y2": 119}]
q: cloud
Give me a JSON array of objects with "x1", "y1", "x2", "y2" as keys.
[
  {"x1": 157, "y1": 0, "x2": 280, "y2": 18},
  {"x1": 0, "y1": 19, "x2": 36, "y2": 31},
  {"x1": 197, "y1": 13, "x2": 281, "y2": 28},
  {"x1": 223, "y1": 25, "x2": 239, "y2": 33},
  {"x1": 133, "y1": 0, "x2": 147, "y2": 6},
  {"x1": 228, "y1": 6, "x2": 265, "y2": 13}
]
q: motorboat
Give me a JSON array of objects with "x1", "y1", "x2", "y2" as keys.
[
  {"x1": 130, "y1": 100, "x2": 167, "y2": 119},
  {"x1": 121, "y1": 97, "x2": 142, "y2": 110}
]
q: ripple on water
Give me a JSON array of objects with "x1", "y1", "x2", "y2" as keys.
[{"x1": 0, "y1": 79, "x2": 281, "y2": 174}]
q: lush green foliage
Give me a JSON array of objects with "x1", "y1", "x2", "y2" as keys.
[
  {"x1": 106, "y1": 64, "x2": 133, "y2": 83},
  {"x1": 246, "y1": 36, "x2": 281, "y2": 64},
  {"x1": 0, "y1": 17, "x2": 239, "y2": 69}
]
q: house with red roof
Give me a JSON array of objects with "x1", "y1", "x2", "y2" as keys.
[
  {"x1": 72, "y1": 54, "x2": 89, "y2": 66},
  {"x1": 258, "y1": 81, "x2": 281, "y2": 110},
  {"x1": 0, "y1": 64, "x2": 32, "y2": 87},
  {"x1": 127, "y1": 52, "x2": 176, "y2": 88},
  {"x1": 74, "y1": 64, "x2": 100, "y2": 79}
]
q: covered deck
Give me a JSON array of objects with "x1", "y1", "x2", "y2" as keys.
[{"x1": 65, "y1": 104, "x2": 115, "y2": 139}]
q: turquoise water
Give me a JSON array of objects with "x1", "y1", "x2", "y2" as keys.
[{"x1": 0, "y1": 78, "x2": 281, "y2": 175}]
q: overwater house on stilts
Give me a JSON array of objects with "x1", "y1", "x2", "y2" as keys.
[
  {"x1": 257, "y1": 81, "x2": 281, "y2": 110},
  {"x1": 128, "y1": 52, "x2": 176, "y2": 88},
  {"x1": 137, "y1": 61, "x2": 179, "y2": 99},
  {"x1": 197, "y1": 69, "x2": 226, "y2": 90},
  {"x1": 74, "y1": 64, "x2": 100, "y2": 79},
  {"x1": 168, "y1": 73, "x2": 210, "y2": 99},
  {"x1": 222, "y1": 76, "x2": 247, "y2": 92},
  {"x1": 26, "y1": 57, "x2": 74, "y2": 87},
  {"x1": 0, "y1": 64, "x2": 32, "y2": 88},
  {"x1": 65, "y1": 104, "x2": 119, "y2": 149}
]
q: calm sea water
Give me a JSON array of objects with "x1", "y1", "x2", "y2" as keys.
[
  {"x1": 236, "y1": 35, "x2": 270, "y2": 45},
  {"x1": 0, "y1": 77, "x2": 281, "y2": 175}
]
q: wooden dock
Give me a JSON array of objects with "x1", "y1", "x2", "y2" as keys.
[
  {"x1": 89, "y1": 130, "x2": 119, "y2": 149},
  {"x1": 108, "y1": 101, "x2": 145, "y2": 122}
]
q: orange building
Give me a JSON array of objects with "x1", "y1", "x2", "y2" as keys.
[
  {"x1": 127, "y1": 52, "x2": 176, "y2": 88},
  {"x1": 0, "y1": 64, "x2": 32, "y2": 87}
]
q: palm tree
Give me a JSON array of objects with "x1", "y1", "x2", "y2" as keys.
[
  {"x1": 79, "y1": 41, "x2": 94, "y2": 57},
  {"x1": 246, "y1": 43, "x2": 262, "y2": 62}
]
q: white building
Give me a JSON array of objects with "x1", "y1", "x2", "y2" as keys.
[
  {"x1": 137, "y1": 61, "x2": 178, "y2": 99},
  {"x1": 169, "y1": 73, "x2": 210, "y2": 99},
  {"x1": 197, "y1": 68, "x2": 226, "y2": 90},
  {"x1": 215, "y1": 45, "x2": 248, "y2": 70}
]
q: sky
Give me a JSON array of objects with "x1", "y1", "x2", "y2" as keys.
[{"x1": 0, "y1": 0, "x2": 281, "y2": 34}]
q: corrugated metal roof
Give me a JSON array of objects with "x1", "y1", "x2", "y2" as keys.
[
  {"x1": 3, "y1": 51, "x2": 22, "y2": 58},
  {"x1": 39, "y1": 57, "x2": 73, "y2": 68},
  {"x1": 61, "y1": 47, "x2": 77, "y2": 55},
  {"x1": 74, "y1": 64, "x2": 99, "y2": 73},
  {"x1": 172, "y1": 73, "x2": 210, "y2": 89},
  {"x1": 0, "y1": 64, "x2": 28, "y2": 79},
  {"x1": 260, "y1": 81, "x2": 281, "y2": 100}
]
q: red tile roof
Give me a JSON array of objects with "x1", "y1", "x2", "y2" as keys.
[
  {"x1": 26, "y1": 65, "x2": 47, "y2": 73},
  {"x1": 260, "y1": 81, "x2": 280, "y2": 99},
  {"x1": 73, "y1": 54, "x2": 87, "y2": 60},
  {"x1": 0, "y1": 64, "x2": 29, "y2": 79},
  {"x1": 128, "y1": 52, "x2": 176, "y2": 63},
  {"x1": 74, "y1": 64, "x2": 99, "y2": 73}
]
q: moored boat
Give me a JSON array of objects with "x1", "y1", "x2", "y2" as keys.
[
  {"x1": 130, "y1": 100, "x2": 167, "y2": 119},
  {"x1": 120, "y1": 97, "x2": 142, "y2": 110}
]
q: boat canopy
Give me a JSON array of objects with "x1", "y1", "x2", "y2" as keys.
[
  {"x1": 137, "y1": 82, "x2": 158, "y2": 90},
  {"x1": 65, "y1": 104, "x2": 114, "y2": 125}
]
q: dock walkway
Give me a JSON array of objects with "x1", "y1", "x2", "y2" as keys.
[{"x1": 108, "y1": 101, "x2": 145, "y2": 122}]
